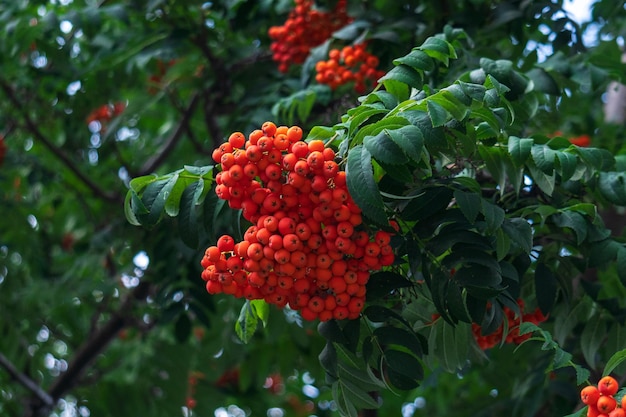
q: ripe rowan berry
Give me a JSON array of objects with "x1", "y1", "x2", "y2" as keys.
[
  {"x1": 597, "y1": 395, "x2": 617, "y2": 414},
  {"x1": 599, "y1": 376, "x2": 619, "y2": 396},
  {"x1": 580, "y1": 385, "x2": 600, "y2": 405}
]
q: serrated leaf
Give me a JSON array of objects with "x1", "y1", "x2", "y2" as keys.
[
  {"x1": 478, "y1": 145, "x2": 506, "y2": 193},
  {"x1": 527, "y1": 160, "x2": 556, "y2": 195},
  {"x1": 393, "y1": 48, "x2": 434, "y2": 71},
  {"x1": 384, "y1": 349, "x2": 424, "y2": 381},
  {"x1": 320, "y1": 341, "x2": 338, "y2": 376},
  {"x1": 129, "y1": 174, "x2": 158, "y2": 193},
  {"x1": 363, "y1": 305, "x2": 412, "y2": 330},
  {"x1": 553, "y1": 210, "x2": 587, "y2": 245},
  {"x1": 379, "y1": 64, "x2": 423, "y2": 89},
  {"x1": 250, "y1": 299, "x2": 269, "y2": 327},
  {"x1": 508, "y1": 136, "x2": 533, "y2": 166},
  {"x1": 337, "y1": 362, "x2": 386, "y2": 392},
  {"x1": 598, "y1": 172, "x2": 626, "y2": 205},
  {"x1": 495, "y1": 228, "x2": 511, "y2": 260},
  {"x1": 346, "y1": 145, "x2": 388, "y2": 226},
  {"x1": 235, "y1": 300, "x2": 259, "y2": 344},
  {"x1": 419, "y1": 36, "x2": 456, "y2": 64},
  {"x1": 386, "y1": 125, "x2": 424, "y2": 163},
  {"x1": 124, "y1": 189, "x2": 147, "y2": 226},
  {"x1": 363, "y1": 130, "x2": 409, "y2": 165},
  {"x1": 430, "y1": 89, "x2": 469, "y2": 121},
  {"x1": 374, "y1": 326, "x2": 424, "y2": 357},
  {"x1": 454, "y1": 190, "x2": 481, "y2": 223},
  {"x1": 556, "y1": 151, "x2": 578, "y2": 181},
  {"x1": 481, "y1": 200, "x2": 505, "y2": 233},
  {"x1": 332, "y1": 381, "x2": 358, "y2": 417},
  {"x1": 426, "y1": 100, "x2": 448, "y2": 127},
  {"x1": 531, "y1": 144, "x2": 558, "y2": 173},
  {"x1": 501, "y1": 218, "x2": 533, "y2": 253},
  {"x1": 140, "y1": 174, "x2": 179, "y2": 226},
  {"x1": 178, "y1": 180, "x2": 201, "y2": 248},
  {"x1": 366, "y1": 271, "x2": 413, "y2": 301}
]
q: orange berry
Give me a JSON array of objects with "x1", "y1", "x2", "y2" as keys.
[
  {"x1": 597, "y1": 395, "x2": 617, "y2": 414},
  {"x1": 599, "y1": 376, "x2": 619, "y2": 396},
  {"x1": 581, "y1": 386, "x2": 601, "y2": 405}
]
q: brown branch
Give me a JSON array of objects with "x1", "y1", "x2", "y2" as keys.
[
  {"x1": 0, "y1": 78, "x2": 120, "y2": 203},
  {"x1": 0, "y1": 352, "x2": 54, "y2": 409},
  {"x1": 137, "y1": 92, "x2": 201, "y2": 175},
  {"x1": 36, "y1": 281, "x2": 151, "y2": 416}
]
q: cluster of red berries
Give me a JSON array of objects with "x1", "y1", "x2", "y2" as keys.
[
  {"x1": 268, "y1": 0, "x2": 352, "y2": 73},
  {"x1": 201, "y1": 122, "x2": 394, "y2": 321},
  {"x1": 185, "y1": 371, "x2": 205, "y2": 410},
  {"x1": 472, "y1": 298, "x2": 548, "y2": 350},
  {"x1": 0, "y1": 136, "x2": 6, "y2": 166},
  {"x1": 315, "y1": 43, "x2": 385, "y2": 94},
  {"x1": 580, "y1": 376, "x2": 625, "y2": 417},
  {"x1": 85, "y1": 102, "x2": 126, "y2": 132}
]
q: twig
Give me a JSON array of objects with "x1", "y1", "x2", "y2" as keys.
[
  {"x1": 0, "y1": 352, "x2": 54, "y2": 408},
  {"x1": 0, "y1": 78, "x2": 120, "y2": 203},
  {"x1": 137, "y1": 92, "x2": 201, "y2": 175},
  {"x1": 43, "y1": 282, "x2": 151, "y2": 408}
]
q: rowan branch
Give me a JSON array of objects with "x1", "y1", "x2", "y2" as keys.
[
  {"x1": 137, "y1": 92, "x2": 201, "y2": 175},
  {"x1": 39, "y1": 281, "x2": 151, "y2": 415},
  {"x1": 0, "y1": 78, "x2": 120, "y2": 203},
  {"x1": 0, "y1": 352, "x2": 54, "y2": 408}
]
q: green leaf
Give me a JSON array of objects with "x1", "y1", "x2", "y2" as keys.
[
  {"x1": 384, "y1": 349, "x2": 423, "y2": 387},
  {"x1": 603, "y1": 348, "x2": 626, "y2": 376},
  {"x1": 363, "y1": 129, "x2": 409, "y2": 165},
  {"x1": 140, "y1": 174, "x2": 179, "y2": 226},
  {"x1": 385, "y1": 125, "x2": 424, "y2": 163},
  {"x1": 177, "y1": 180, "x2": 202, "y2": 248},
  {"x1": 508, "y1": 136, "x2": 533, "y2": 166},
  {"x1": 419, "y1": 36, "x2": 456, "y2": 65},
  {"x1": 374, "y1": 326, "x2": 424, "y2": 357},
  {"x1": 555, "y1": 151, "x2": 578, "y2": 182},
  {"x1": 332, "y1": 381, "x2": 362, "y2": 417},
  {"x1": 235, "y1": 300, "x2": 259, "y2": 344},
  {"x1": 336, "y1": 374, "x2": 383, "y2": 407},
  {"x1": 501, "y1": 218, "x2": 533, "y2": 253},
  {"x1": 617, "y1": 247, "x2": 626, "y2": 286},
  {"x1": 346, "y1": 145, "x2": 388, "y2": 226},
  {"x1": 531, "y1": 144, "x2": 557, "y2": 173},
  {"x1": 478, "y1": 145, "x2": 506, "y2": 192},
  {"x1": 379, "y1": 64, "x2": 423, "y2": 89},
  {"x1": 250, "y1": 299, "x2": 269, "y2": 327},
  {"x1": 366, "y1": 271, "x2": 413, "y2": 301},
  {"x1": 320, "y1": 341, "x2": 338, "y2": 376},
  {"x1": 174, "y1": 313, "x2": 191, "y2": 343},
  {"x1": 426, "y1": 100, "x2": 449, "y2": 127},
  {"x1": 430, "y1": 89, "x2": 469, "y2": 121},
  {"x1": 454, "y1": 190, "x2": 481, "y2": 223},
  {"x1": 598, "y1": 172, "x2": 626, "y2": 205},
  {"x1": 527, "y1": 160, "x2": 556, "y2": 195},
  {"x1": 393, "y1": 48, "x2": 434, "y2": 72},
  {"x1": 535, "y1": 263, "x2": 557, "y2": 315},
  {"x1": 481, "y1": 200, "x2": 505, "y2": 233},
  {"x1": 553, "y1": 210, "x2": 587, "y2": 245},
  {"x1": 580, "y1": 314, "x2": 606, "y2": 369},
  {"x1": 401, "y1": 186, "x2": 453, "y2": 222}
]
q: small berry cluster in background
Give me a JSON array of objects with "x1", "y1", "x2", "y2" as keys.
[
  {"x1": 569, "y1": 134, "x2": 591, "y2": 147},
  {"x1": 315, "y1": 43, "x2": 385, "y2": 93},
  {"x1": 472, "y1": 298, "x2": 548, "y2": 350},
  {"x1": 580, "y1": 376, "x2": 625, "y2": 417},
  {"x1": 268, "y1": 0, "x2": 351, "y2": 73},
  {"x1": 85, "y1": 102, "x2": 126, "y2": 133},
  {"x1": 185, "y1": 371, "x2": 205, "y2": 410},
  {"x1": 201, "y1": 122, "x2": 394, "y2": 321},
  {"x1": 0, "y1": 135, "x2": 6, "y2": 166}
]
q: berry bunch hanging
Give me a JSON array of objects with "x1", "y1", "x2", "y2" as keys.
[
  {"x1": 268, "y1": 0, "x2": 352, "y2": 73},
  {"x1": 201, "y1": 122, "x2": 394, "y2": 321},
  {"x1": 472, "y1": 298, "x2": 548, "y2": 350},
  {"x1": 580, "y1": 376, "x2": 625, "y2": 417},
  {"x1": 315, "y1": 43, "x2": 386, "y2": 93},
  {"x1": 85, "y1": 102, "x2": 126, "y2": 133}
]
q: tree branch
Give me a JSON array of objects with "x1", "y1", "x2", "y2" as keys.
[
  {"x1": 34, "y1": 281, "x2": 152, "y2": 417},
  {"x1": 0, "y1": 353, "x2": 54, "y2": 409},
  {"x1": 137, "y1": 92, "x2": 201, "y2": 175},
  {"x1": 0, "y1": 78, "x2": 120, "y2": 203}
]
